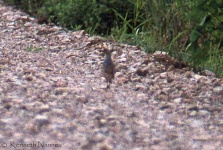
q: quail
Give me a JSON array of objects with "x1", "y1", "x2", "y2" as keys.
[{"x1": 103, "y1": 49, "x2": 115, "y2": 87}]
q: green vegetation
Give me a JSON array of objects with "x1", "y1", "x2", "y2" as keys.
[
  {"x1": 25, "y1": 44, "x2": 42, "y2": 52},
  {"x1": 4, "y1": 0, "x2": 223, "y2": 76}
]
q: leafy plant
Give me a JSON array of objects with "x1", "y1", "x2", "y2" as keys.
[{"x1": 185, "y1": 0, "x2": 223, "y2": 75}]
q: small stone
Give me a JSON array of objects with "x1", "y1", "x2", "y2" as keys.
[
  {"x1": 55, "y1": 87, "x2": 73, "y2": 92},
  {"x1": 213, "y1": 86, "x2": 223, "y2": 93},
  {"x1": 38, "y1": 105, "x2": 50, "y2": 113},
  {"x1": 160, "y1": 104, "x2": 172, "y2": 110},
  {"x1": 201, "y1": 70, "x2": 216, "y2": 77},
  {"x1": 194, "y1": 74, "x2": 202, "y2": 80},
  {"x1": 0, "y1": 59, "x2": 10, "y2": 64},
  {"x1": 109, "y1": 120, "x2": 122, "y2": 133},
  {"x1": 115, "y1": 73, "x2": 129, "y2": 84},
  {"x1": 153, "y1": 51, "x2": 168, "y2": 55},
  {"x1": 119, "y1": 57, "x2": 127, "y2": 62},
  {"x1": 72, "y1": 30, "x2": 86, "y2": 39},
  {"x1": 160, "y1": 72, "x2": 167, "y2": 78},
  {"x1": 54, "y1": 79, "x2": 68, "y2": 87},
  {"x1": 26, "y1": 115, "x2": 50, "y2": 133},
  {"x1": 25, "y1": 75, "x2": 34, "y2": 81},
  {"x1": 76, "y1": 95, "x2": 88, "y2": 103},
  {"x1": 100, "y1": 82, "x2": 108, "y2": 89},
  {"x1": 107, "y1": 116, "x2": 119, "y2": 121},
  {"x1": 35, "y1": 115, "x2": 50, "y2": 126},
  {"x1": 98, "y1": 143, "x2": 113, "y2": 150},
  {"x1": 212, "y1": 79, "x2": 221, "y2": 86},
  {"x1": 61, "y1": 38, "x2": 70, "y2": 43},
  {"x1": 167, "y1": 74, "x2": 174, "y2": 83},
  {"x1": 136, "y1": 67, "x2": 148, "y2": 76},
  {"x1": 93, "y1": 133, "x2": 105, "y2": 142},
  {"x1": 45, "y1": 67, "x2": 54, "y2": 71},
  {"x1": 24, "y1": 22, "x2": 32, "y2": 27},
  {"x1": 95, "y1": 119, "x2": 107, "y2": 127},
  {"x1": 189, "y1": 111, "x2": 197, "y2": 116},
  {"x1": 147, "y1": 62, "x2": 156, "y2": 70},
  {"x1": 131, "y1": 77, "x2": 141, "y2": 82},
  {"x1": 135, "y1": 84, "x2": 147, "y2": 91},
  {"x1": 216, "y1": 120, "x2": 223, "y2": 125},
  {"x1": 173, "y1": 98, "x2": 182, "y2": 103},
  {"x1": 12, "y1": 99, "x2": 24, "y2": 104},
  {"x1": 189, "y1": 120, "x2": 204, "y2": 128},
  {"x1": 167, "y1": 65, "x2": 175, "y2": 71},
  {"x1": 136, "y1": 93, "x2": 148, "y2": 101},
  {"x1": 188, "y1": 106, "x2": 199, "y2": 111},
  {"x1": 114, "y1": 72, "x2": 122, "y2": 78},
  {"x1": 185, "y1": 71, "x2": 193, "y2": 78},
  {"x1": 199, "y1": 110, "x2": 210, "y2": 116},
  {"x1": 183, "y1": 99, "x2": 192, "y2": 103}
]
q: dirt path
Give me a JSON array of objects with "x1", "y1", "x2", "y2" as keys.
[{"x1": 0, "y1": 2, "x2": 223, "y2": 150}]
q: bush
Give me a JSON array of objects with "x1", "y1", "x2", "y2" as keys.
[
  {"x1": 185, "y1": 0, "x2": 223, "y2": 74},
  {"x1": 6, "y1": 0, "x2": 135, "y2": 35}
]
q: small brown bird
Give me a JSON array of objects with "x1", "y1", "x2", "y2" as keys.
[{"x1": 103, "y1": 48, "x2": 115, "y2": 88}]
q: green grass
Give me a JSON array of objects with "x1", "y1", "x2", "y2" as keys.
[
  {"x1": 109, "y1": 0, "x2": 223, "y2": 77},
  {"x1": 25, "y1": 44, "x2": 42, "y2": 52}
]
